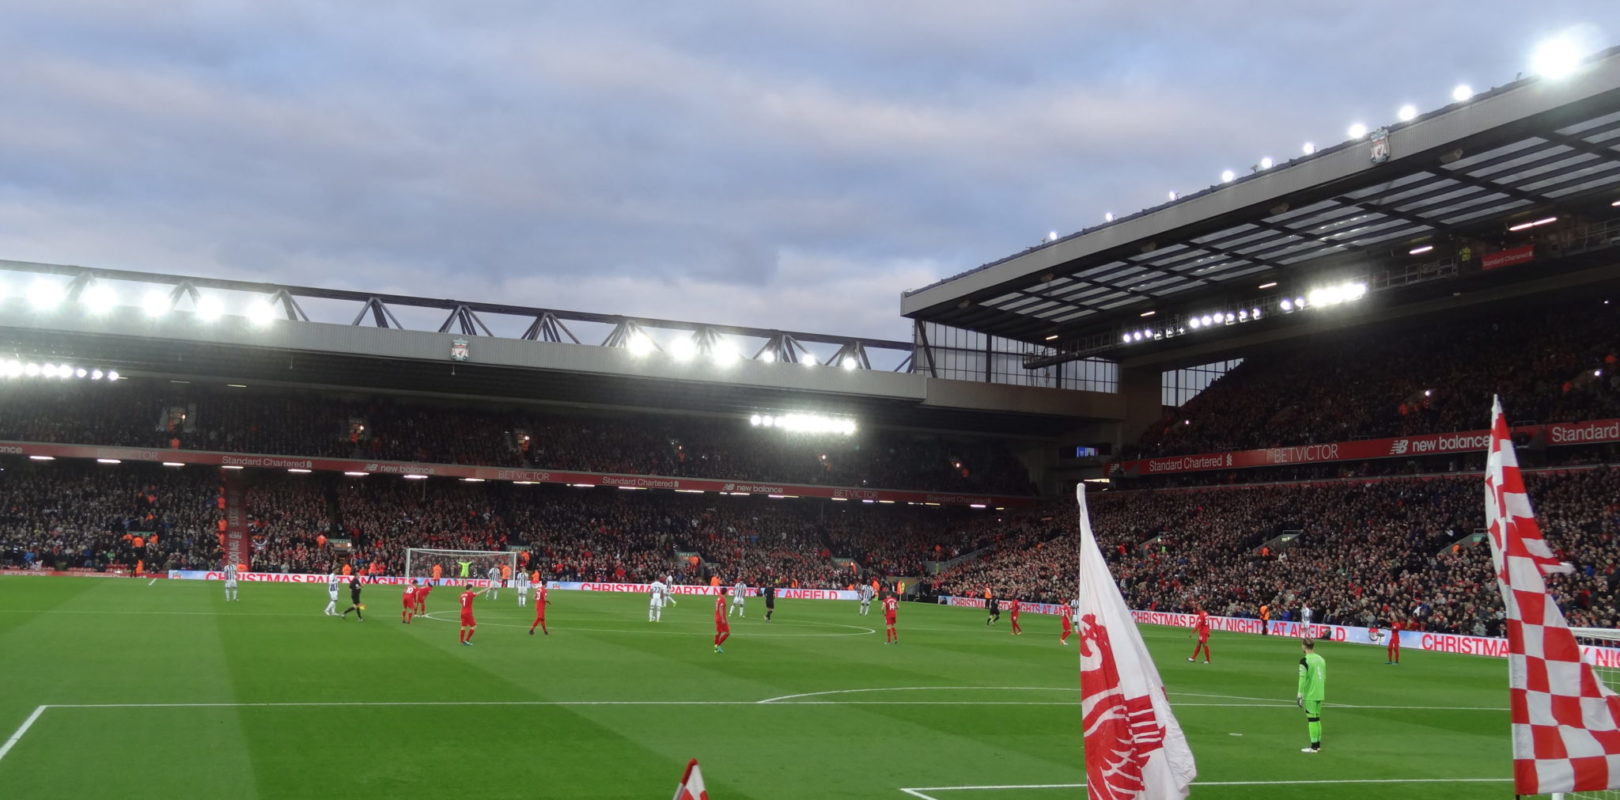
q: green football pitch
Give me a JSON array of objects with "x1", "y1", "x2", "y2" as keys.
[{"x1": 0, "y1": 578, "x2": 1521, "y2": 799}]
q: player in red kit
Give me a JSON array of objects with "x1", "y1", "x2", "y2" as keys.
[
  {"x1": 1009, "y1": 598, "x2": 1023, "y2": 636},
  {"x1": 528, "y1": 581, "x2": 550, "y2": 636},
  {"x1": 1187, "y1": 606, "x2": 1211, "y2": 663},
  {"x1": 415, "y1": 581, "x2": 431, "y2": 615},
  {"x1": 883, "y1": 592, "x2": 898, "y2": 644},
  {"x1": 713, "y1": 587, "x2": 731, "y2": 653},
  {"x1": 401, "y1": 581, "x2": 418, "y2": 624},
  {"x1": 1386, "y1": 618, "x2": 1402, "y2": 664},
  {"x1": 1059, "y1": 600, "x2": 1074, "y2": 645},
  {"x1": 458, "y1": 583, "x2": 478, "y2": 646}
]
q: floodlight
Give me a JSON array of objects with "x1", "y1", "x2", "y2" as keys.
[
  {"x1": 60, "y1": 364, "x2": 77, "y2": 379},
  {"x1": 106, "y1": 370, "x2": 119, "y2": 381},
  {"x1": 247, "y1": 299, "x2": 280, "y2": 327},
  {"x1": 2, "y1": 360, "x2": 21, "y2": 378},
  {"x1": 1221, "y1": 169, "x2": 1236, "y2": 183},
  {"x1": 1224, "y1": 313, "x2": 1235, "y2": 324},
  {"x1": 1410, "y1": 245, "x2": 1434, "y2": 255},
  {"x1": 82, "y1": 284, "x2": 118, "y2": 315},
  {"x1": 1251, "y1": 307, "x2": 1262, "y2": 320},
  {"x1": 626, "y1": 333, "x2": 655, "y2": 357},
  {"x1": 760, "y1": 350, "x2": 776, "y2": 363},
  {"x1": 1397, "y1": 104, "x2": 1418, "y2": 122},
  {"x1": 670, "y1": 337, "x2": 697, "y2": 363},
  {"x1": 1104, "y1": 212, "x2": 1115, "y2": 223},
  {"x1": 1452, "y1": 84, "x2": 1474, "y2": 103},
  {"x1": 40, "y1": 363, "x2": 58, "y2": 378},
  {"x1": 1188, "y1": 318, "x2": 1202, "y2": 330},
  {"x1": 841, "y1": 357, "x2": 858, "y2": 371},
  {"x1": 1302, "y1": 142, "x2": 1316, "y2": 156},
  {"x1": 1258, "y1": 157, "x2": 1273, "y2": 170},
  {"x1": 196, "y1": 295, "x2": 225, "y2": 323},
  {"x1": 710, "y1": 342, "x2": 740, "y2": 367},
  {"x1": 1121, "y1": 333, "x2": 1132, "y2": 343},
  {"x1": 749, "y1": 414, "x2": 762, "y2": 426},
  {"x1": 141, "y1": 290, "x2": 170, "y2": 318},
  {"x1": 1047, "y1": 231, "x2": 1059, "y2": 242},
  {"x1": 1531, "y1": 35, "x2": 1583, "y2": 79},
  {"x1": 1280, "y1": 299, "x2": 1293, "y2": 311},
  {"x1": 1294, "y1": 296, "x2": 1306, "y2": 308},
  {"x1": 28, "y1": 279, "x2": 64, "y2": 311},
  {"x1": 802, "y1": 356, "x2": 816, "y2": 368},
  {"x1": 1167, "y1": 191, "x2": 1178, "y2": 201},
  {"x1": 1347, "y1": 123, "x2": 1368, "y2": 140},
  {"x1": 1345, "y1": 282, "x2": 1368, "y2": 301},
  {"x1": 1200, "y1": 315, "x2": 1213, "y2": 326},
  {"x1": 90, "y1": 369, "x2": 103, "y2": 380}
]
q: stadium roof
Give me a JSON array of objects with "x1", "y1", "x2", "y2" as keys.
[{"x1": 902, "y1": 47, "x2": 1620, "y2": 360}]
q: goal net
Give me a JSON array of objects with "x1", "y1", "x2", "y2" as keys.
[
  {"x1": 403, "y1": 548, "x2": 518, "y2": 588},
  {"x1": 1563, "y1": 628, "x2": 1620, "y2": 800}
]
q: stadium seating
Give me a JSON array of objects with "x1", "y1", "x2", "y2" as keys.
[
  {"x1": 0, "y1": 383, "x2": 1035, "y2": 495},
  {"x1": 1131, "y1": 301, "x2": 1619, "y2": 458}
]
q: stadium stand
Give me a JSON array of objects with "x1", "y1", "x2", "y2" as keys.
[
  {"x1": 0, "y1": 382, "x2": 1035, "y2": 495},
  {"x1": 1130, "y1": 300, "x2": 1619, "y2": 458}
]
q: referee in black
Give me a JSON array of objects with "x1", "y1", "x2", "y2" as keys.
[
  {"x1": 763, "y1": 583, "x2": 777, "y2": 622},
  {"x1": 340, "y1": 574, "x2": 365, "y2": 621}
]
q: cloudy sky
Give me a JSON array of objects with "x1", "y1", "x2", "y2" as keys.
[{"x1": 0, "y1": 2, "x2": 1609, "y2": 340}]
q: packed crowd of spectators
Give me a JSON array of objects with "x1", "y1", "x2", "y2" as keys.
[
  {"x1": 934, "y1": 466, "x2": 1620, "y2": 634},
  {"x1": 6, "y1": 454, "x2": 1617, "y2": 638},
  {"x1": 1131, "y1": 300, "x2": 1620, "y2": 458},
  {"x1": 0, "y1": 383, "x2": 1034, "y2": 495},
  {"x1": 0, "y1": 461, "x2": 219, "y2": 572}
]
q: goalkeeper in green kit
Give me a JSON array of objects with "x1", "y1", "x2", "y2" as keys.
[{"x1": 1296, "y1": 639, "x2": 1326, "y2": 753}]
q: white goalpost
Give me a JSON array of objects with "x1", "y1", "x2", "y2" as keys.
[
  {"x1": 403, "y1": 548, "x2": 518, "y2": 591},
  {"x1": 1563, "y1": 627, "x2": 1620, "y2": 800}
]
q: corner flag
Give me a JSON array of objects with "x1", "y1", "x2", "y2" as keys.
[
  {"x1": 672, "y1": 758, "x2": 708, "y2": 800},
  {"x1": 1076, "y1": 485, "x2": 1197, "y2": 800},
  {"x1": 1485, "y1": 397, "x2": 1620, "y2": 794}
]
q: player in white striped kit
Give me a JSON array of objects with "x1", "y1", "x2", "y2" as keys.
[
  {"x1": 729, "y1": 581, "x2": 747, "y2": 618},
  {"x1": 324, "y1": 572, "x2": 339, "y2": 615},
  {"x1": 222, "y1": 562, "x2": 239, "y2": 601},
  {"x1": 486, "y1": 566, "x2": 502, "y2": 601},
  {"x1": 663, "y1": 575, "x2": 678, "y2": 606},
  {"x1": 858, "y1": 584, "x2": 874, "y2": 616},
  {"x1": 649, "y1": 578, "x2": 668, "y2": 622},
  {"x1": 515, "y1": 570, "x2": 531, "y2": 607}
]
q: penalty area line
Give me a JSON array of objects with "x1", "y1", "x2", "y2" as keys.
[{"x1": 0, "y1": 705, "x2": 48, "y2": 764}]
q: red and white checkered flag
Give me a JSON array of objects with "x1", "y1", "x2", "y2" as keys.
[
  {"x1": 1485, "y1": 397, "x2": 1620, "y2": 794},
  {"x1": 671, "y1": 758, "x2": 708, "y2": 800}
]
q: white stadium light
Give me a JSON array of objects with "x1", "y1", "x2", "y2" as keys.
[
  {"x1": 626, "y1": 333, "x2": 655, "y2": 357},
  {"x1": 141, "y1": 290, "x2": 170, "y2": 318},
  {"x1": 1221, "y1": 169, "x2": 1236, "y2": 183},
  {"x1": 669, "y1": 337, "x2": 697, "y2": 363},
  {"x1": 247, "y1": 299, "x2": 280, "y2": 327},
  {"x1": 1200, "y1": 315, "x2": 1213, "y2": 327},
  {"x1": 107, "y1": 370, "x2": 119, "y2": 381},
  {"x1": 90, "y1": 369, "x2": 104, "y2": 380},
  {"x1": 710, "y1": 342, "x2": 740, "y2": 367},
  {"x1": 841, "y1": 357, "x2": 858, "y2": 371},
  {"x1": 759, "y1": 350, "x2": 776, "y2": 363},
  {"x1": 752, "y1": 412, "x2": 857, "y2": 436},
  {"x1": 1347, "y1": 123, "x2": 1368, "y2": 140},
  {"x1": 1167, "y1": 190, "x2": 1178, "y2": 201},
  {"x1": 1410, "y1": 244, "x2": 1434, "y2": 255},
  {"x1": 1188, "y1": 318, "x2": 1202, "y2": 330},
  {"x1": 82, "y1": 284, "x2": 118, "y2": 316},
  {"x1": 1104, "y1": 212, "x2": 1115, "y2": 223},
  {"x1": 196, "y1": 295, "x2": 225, "y2": 323},
  {"x1": 749, "y1": 414, "x2": 763, "y2": 427},
  {"x1": 1302, "y1": 142, "x2": 1316, "y2": 156},
  {"x1": 28, "y1": 279, "x2": 64, "y2": 311},
  {"x1": 1258, "y1": 157, "x2": 1273, "y2": 170},
  {"x1": 1121, "y1": 333, "x2": 1132, "y2": 343},
  {"x1": 1452, "y1": 84, "x2": 1474, "y2": 103},
  {"x1": 1397, "y1": 104, "x2": 1418, "y2": 122},
  {"x1": 1047, "y1": 231, "x2": 1059, "y2": 242},
  {"x1": 1532, "y1": 35, "x2": 1584, "y2": 79}
]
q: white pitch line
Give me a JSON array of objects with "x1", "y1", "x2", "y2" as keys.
[
  {"x1": 899, "y1": 777, "x2": 1515, "y2": 797},
  {"x1": 0, "y1": 705, "x2": 47, "y2": 763},
  {"x1": 758, "y1": 686, "x2": 1072, "y2": 704}
]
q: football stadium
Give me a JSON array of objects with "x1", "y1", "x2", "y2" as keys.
[{"x1": 5, "y1": 16, "x2": 1620, "y2": 800}]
